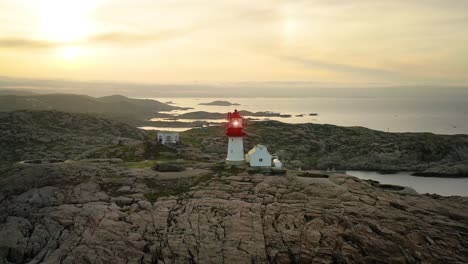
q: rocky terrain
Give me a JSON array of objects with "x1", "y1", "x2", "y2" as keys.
[
  {"x1": 1, "y1": 110, "x2": 468, "y2": 263},
  {"x1": 2, "y1": 110, "x2": 468, "y2": 177},
  {"x1": 181, "y1": 121, "x2": 468, "y2": 176},
  {"x1": 1, "y1": 160, "x2": 467, "y2": 264},
  {"x1": 0, "y1": 111, "x2": 147, "y2": 168}
]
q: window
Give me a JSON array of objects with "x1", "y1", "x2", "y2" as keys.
[{"x1": 259, "y1": 158, "x2": 263, "y2": 162}]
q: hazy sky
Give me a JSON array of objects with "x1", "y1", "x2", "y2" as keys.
[{"x1": 1, "y1": 0, "x2": 467, "y2": 85}]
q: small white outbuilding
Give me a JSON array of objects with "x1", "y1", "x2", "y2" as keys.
[
  {"x1": 157, "y1": 132, "x2": 180, "y2": 145},
  {"x1": 273, "y1": 158, "x2": 283, "y2": 169},
  {"x1": 245, "y1": 144, "x2": 272, "y2": 167}
]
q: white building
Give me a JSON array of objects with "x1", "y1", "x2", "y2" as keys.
[
  {"x1": 227, "y1": 137, "x2": 244, "y2": 163},
  {"x1": 157, "y1": 132, "x2": 180, "y2": 145},
  {"x1": 273, "y1": 158, "x2": 283, "y2": 169},
  {"x1": 245, "y1": 144, "x2": 272, "y2": 167}
]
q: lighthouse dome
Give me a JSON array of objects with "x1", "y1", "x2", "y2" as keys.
[{"x1": 226, "y1": 110, "x2": 245, "y2": 137}]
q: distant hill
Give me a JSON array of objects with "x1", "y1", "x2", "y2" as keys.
[
  {"x1": 0, "y1": 93, "x2": 184, "y2": 123},
  {"x1": 0, "y1": 89, "x2": 37, "y2": 96}
]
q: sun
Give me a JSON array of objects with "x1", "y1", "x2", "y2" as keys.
[
  {"x1": 280, "y1": 4, "x2": 301, "y2": 44},
  {"x1": 60, "y1": 46, "x2": 84, "y2": 60},
  {"x1": 37, "y1": 0, "x2": 99, "y2": 42},
  {"x1": 283, "y1": 19, "x2": 298, "y2": 39}
]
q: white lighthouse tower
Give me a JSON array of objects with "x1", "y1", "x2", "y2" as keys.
[{"x1": 226, "y1": 110, "x2": 245, "y2": 164}]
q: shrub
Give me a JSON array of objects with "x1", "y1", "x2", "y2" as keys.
[{"x1": 152, "y1": 162, "x2": 186, "y2": 172}]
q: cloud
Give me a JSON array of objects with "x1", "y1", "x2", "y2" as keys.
[
  {"x1": 0, "y1": 4, "x2": 279, "y2": 50},
  {"x1": 282, "y1": 56, "x2": 403, "y2": 80},
  {"x1": 0, "y1": 27, "x2": 196, "y2": 50},
  {"x1": 0, "y1": 38, "x2": 56, "y2": 49},
  {"x1": 88, "y1": 28, "x2": 197, "y2": 45}
]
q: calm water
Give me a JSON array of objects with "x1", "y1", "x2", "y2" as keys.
[
  {"x1": 148, "y1": 97, "x2": 468, "y2": 135},
  {"x1": 138, "y1": 126, "x2": 194, "y2": 132},
  {"x1": 346, "y1": 171, "x2": 468, "y2": 196}
]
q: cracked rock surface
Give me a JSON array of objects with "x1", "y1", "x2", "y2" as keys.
[{"x1": 1, "y1": 161, "x2": 468, "y2": 264}]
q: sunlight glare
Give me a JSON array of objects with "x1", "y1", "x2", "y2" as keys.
[
  {"x1": 281, "y1": 4, "x2": 300, "y2": 43},
  {"x1": 37, "y1": 0, "x2": 99, "y2": 42},
  {"x1": 283, "y1": 19, "x2": 298, "y2": 38},
  {"x1": 60, "y1": 46, "x2": 84, "y2": 60}
]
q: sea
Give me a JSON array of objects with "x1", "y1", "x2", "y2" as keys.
[
  {"x1": 346, "y1": 171, "x2": 468, "y2": 196},
  {"x1": 144, "y1": 97, "x2": 468, "y2": 135},
  {"x1": 140, "y1": 96, "x2": 468, "y2": 197}
]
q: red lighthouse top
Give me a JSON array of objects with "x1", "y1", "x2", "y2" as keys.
[{"x1": 226, "y1": 109, "x2": 245, "y2": 137}]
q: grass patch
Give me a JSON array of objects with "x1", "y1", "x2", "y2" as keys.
[
  {"x1": 211, "y1": 162, "x2": 246, "y2": 175},
  {"x1": 86, "y1": 144, "x2": 143, "y2": 162},
  {"x1": 142, "y1": 173, "x2": 215, "y2": 204},
  {"x1": 144, "y1": 183, "x2": 191, "y2": 204},
  {"x1": 126, "y1": 159, "x2": 195, "y2": 170},
  {"x1": 144, "y1": 192, "x2": 163, "y2": 204},
  {"x1": 143, "y1": 178, "x2": 158, "y2": 188},
  {"x1": 125, "y1": 160, "x2": 159, "y2": 169},
  {"x1": 193, "y1": 173, "x2": 213, "y2": 185}
]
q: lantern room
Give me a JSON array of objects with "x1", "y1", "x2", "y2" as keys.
[{"x1": 226, "y1": 110, "x2": 245, "y2": 137}]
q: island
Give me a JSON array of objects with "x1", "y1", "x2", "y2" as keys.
[
  {"x1": 172, "y1": 110, "x2": 292, "y2": 119},
  {"x1": 199, "y1": 100, "x2": 240, "y2": 106}
]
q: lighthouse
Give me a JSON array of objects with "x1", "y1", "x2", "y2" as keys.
[{"x1": 226, "y1": 110, "x2": 245, "y2": 164}]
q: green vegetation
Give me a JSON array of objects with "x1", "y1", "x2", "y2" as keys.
[
  {"x1": 125, "y1": 160, "x2": 159, "y2": 169},
  {"x1": 143, "y1": 140, "x2": 177, "y2": 160},
  {"x1": 143, "y1": 179, "x2": 190, "y2": 204},
  {"x1": 88, "y1": 140, "x2": 180, "y2": 164},
  {"x1": 143, "y1": 173, "x2": 214, "y2": 204},
  {"x1": 144, "y1": 184, "x2": 191, "y2": 203},
  {"x1": 153, "y1": 162, "x2": 186, "y2": 172},
  {"x1": 0, "y1": 110, "x2": 147, "y2": 165},
  {"x1": 182, "y1": 126, "x2": 223, "y2": 149},
  {"x1": 192, "y1": 173, "x2": 213, "y2": 185},
  {"x1": 87, "y1": 144, "x2": 143, "y2": 162},
  {"x1": 210, "y1": 162, "x2": 246, "y2": 176}
]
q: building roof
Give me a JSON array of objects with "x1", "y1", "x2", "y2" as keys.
[
  {"x1": 157, "y1": 131, "x2": 179, "y2": 135},
  {"x1": 247, "y1": 144, "x2": 270, "y2": 156}
]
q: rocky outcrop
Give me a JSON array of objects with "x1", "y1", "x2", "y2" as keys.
[
  {"x1": 1, "y1": 161, "x2": 467, "y2": 263},
  {"x1": 0, "y1": 111, "x2": 146, "y2": 167},
  {"x1": 413, "y1": 161, "x2": 468, "y2": 177}
]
